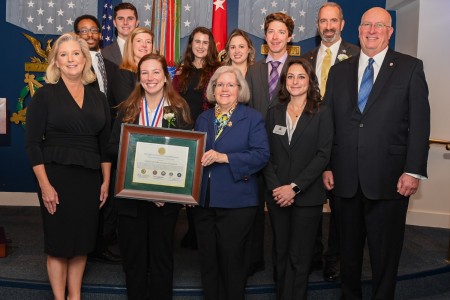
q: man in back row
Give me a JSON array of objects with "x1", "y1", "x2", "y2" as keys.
[
  {"x1": 301, "y1": 2, "x2": 359, "y2": 282},
  {"x1": 101, "y1": 2, "x2": 139, "y2": 66}
]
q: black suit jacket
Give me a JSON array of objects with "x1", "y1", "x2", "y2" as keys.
[
  {"x1": 101, "y1": 41, "x2": 122, "y2": 66},
  {"x1": 246, "y1": 55, "x2": 295, "y2": 118},
  {"x1": 264, "y1": 103, "x2": 333, "y2": 206},
  {"x1": 324, "y1": 49, "x2": 430, "y2": 200},
  {"x1": 302, "y1": 40, "x2": 360, "y2": 70},
  {"x1": 88, "y1": 56, "x2": 118, "y2": 118}
]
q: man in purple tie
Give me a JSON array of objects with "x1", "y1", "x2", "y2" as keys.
[
  {"x1": 323, "y1": 7, "x2": 430, "y2": 299},
  {"x1": 246, "y1": 12, "x2": 295, "y2": 278}
]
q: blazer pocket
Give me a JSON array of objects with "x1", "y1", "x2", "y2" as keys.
[{"x1": 389, "y1": 145, "x2": 407, "y2": 155}]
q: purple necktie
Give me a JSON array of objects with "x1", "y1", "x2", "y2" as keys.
[{"x1": 269, "y1": 61, "x2": 281, "y2": 100}]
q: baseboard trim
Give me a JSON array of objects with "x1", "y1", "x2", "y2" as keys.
[
  {"x1": 0, "y1": 192, "x2": 39, "y2": 206},
  {"x1": 406, "y1": 209, "x2": 450, "y2": 229}
]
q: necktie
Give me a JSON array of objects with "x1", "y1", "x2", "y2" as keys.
[
  {"x1": 320, "y1": 48, "x2": 332, "y2": 97},
  {"x1": 358, "y1": 58, "x2": 374, "y2": 112},
  {"x1": 96, "y1": 52, "x2": 108, "y2": 96},
  {"x1": 269, "y1": 61, "x2": 281, "y2": 100}
]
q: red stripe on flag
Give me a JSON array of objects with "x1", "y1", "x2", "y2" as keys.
[{"x1": 212, "y1": 0, "x2": 227, "y2": 54}]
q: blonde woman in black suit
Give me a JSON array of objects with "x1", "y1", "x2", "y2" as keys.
[{"x1": 264, "y1": 58, "x2": 333, "y2": 300}]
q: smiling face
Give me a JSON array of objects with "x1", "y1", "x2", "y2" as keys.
[
  {"x1": 76, "y1": 18, "x2": 100, "y2": 51},
  {"x1": 55, "y1": 40, "x2": 86, "y2": 81},
  {"x1": 286, "y1": 63, "x2": 309, "y2": 99},
  {"x1": 114, "y1": 9, "x2": 138, "y2": 39},
  {"x1": 132, "y1": 32, "x2": 153, "y2": 63},
  {"x1": 140, "y1": 59, "x2": 165, "y2": 99},
  {"x1": 265, "y1": 20, "x2": 292, "y2": 59},
  {"x1": 359, "y1": 7, "x2": 394, "y2": 57},
  {"x1": 191, "y1": 32, "x2": 210, "y2": 61},
  {"x1": 228, "y1": 35, "x2": 250, "y2": 66},
  {"x1": 214, "y1": 72, "x2": 239, "y2": 111},
  {"x1": 317, "y1": 6, "x2": 345, "y2": 47}
]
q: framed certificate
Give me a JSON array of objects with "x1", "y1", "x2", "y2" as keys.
[{"x1": 115, "y1": 124, "x2": 206, "y2": 205}]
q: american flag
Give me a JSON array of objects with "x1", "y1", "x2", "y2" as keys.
[
  {"x1": 238, "y1": 0, "x2": 326, "y2": 42},
  {"x1": 180, "y1": 0, "x2": 213, "y2": 38},
  {"x1": 5, "y1": 0, "x2": 97, "y2": 35},
  {"x1": 101, "y1": 0, "x2": 114, "y2": 48}
]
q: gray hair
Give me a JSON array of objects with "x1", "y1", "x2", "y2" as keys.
[{"x1": 206, "y1": 66, "x2": 250, "y2": 104}]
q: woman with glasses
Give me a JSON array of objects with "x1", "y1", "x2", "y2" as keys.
[{"x1": 193, "y1": 66, "x2": 269, "y2": 300}]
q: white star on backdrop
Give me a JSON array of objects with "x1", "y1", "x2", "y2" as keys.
[
  {"x1": 67, "y1": 1, "x2": 75, "y2": 9},
  {"x1": 37, "y1": 8, "x2": 44, "y2": 15},
  {"x1": 271, "y1": 1, "x2": 277, "y2": 8},
  {"x1": 145, "y1": 3, "x2": 151, "y2": 10},
  {"x1": 28, "y1": 1, "x2": 34, "y2": 8},
  {"x1": 261, "y1": 7, "x2": 267, "y2": 15},
  {"x1": 57, "y1": 9, "x2": 64, "y2": 16},
  {"x1": 56, "y1": 25, "x2": 63, "y2": 32},
  {"x1": 184, "y1": 4, "x2": 191, "y2": 11},
  {"x1": 213, "y1": 0, "x2": 225, "y2": 11},
  {"x1": 48, "y1": 1, "x2": 55, "y2": 8},
  {"x1": 27, "y1": 16, "x2": 34, "y2": 23},
  {"x1": 37, "y1": 24, "x2": 44, "y2": 31},
  {"x1": 47, "y1": 16, "x2": 53, "y2": 24},
  {"x1": 184, "y1": 20, "x2": 191, "y2": 27},
  {"x1": 66, "y1": 18, "x2": 74, "y2": 25}
]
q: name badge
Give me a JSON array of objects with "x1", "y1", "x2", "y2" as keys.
[{"x1": 273, "y1": 125, "x2": 286, "y2": 135}]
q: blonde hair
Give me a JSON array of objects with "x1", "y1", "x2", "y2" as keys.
[
  {"x1": 206, "y1": 66, "x2": 250, "y2": 104},
  {"x1": 120, "y1": 27, "x2": 154, "y2": 72},
  {"x1": 45, "y1": 32, "x2": 96, "y2": 84}
]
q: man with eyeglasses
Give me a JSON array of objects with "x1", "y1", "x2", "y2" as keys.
[
  {"x1": 323, "y1": 7, "x2": 430, "y2": 299},
  {"x1": 101, "y1": 2, "x2": 139, "y2": 66},
  {"x1": 74, "y1": 14, "x2": 120, "y2": 265},
  {"x1": 301, "y1": 2, "x2": 359, "y2": 283}
]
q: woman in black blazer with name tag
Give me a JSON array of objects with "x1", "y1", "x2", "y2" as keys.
[{"x1": 264, "y1": 58, "x2": 333, "y2": 300}]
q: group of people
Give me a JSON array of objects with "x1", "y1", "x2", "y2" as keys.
[{"x1": 24, "y1": 2, "x2": 430, "y2": 300}]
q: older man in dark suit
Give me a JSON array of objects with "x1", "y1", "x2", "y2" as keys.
[
  {"x1": 323, "y1": 7, "x2": 430, "y2": 299},
  {"x1": 301, "y1": 2, "x2": 360, "y2": 282}
]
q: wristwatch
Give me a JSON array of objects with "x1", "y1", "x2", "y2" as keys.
[{"x1": 291, "y1": 184, "x2": 301, "y2": 195}]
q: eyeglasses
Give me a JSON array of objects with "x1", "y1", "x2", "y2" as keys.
[
  {"x1": 359, "y1": 22, "x2": 391, "y2": 30},
  {"x1": 214, "y1": 82, "x2": 240, "y2": 89},
  {"x1": 78, "y1": 28, "x2": 100, "y2": 35}
]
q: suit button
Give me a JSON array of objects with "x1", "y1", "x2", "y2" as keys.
[
  {"x1": 243, "y1": 176, "x2": 249, "y2": 181},
  {"x1": 360, "y1": 123, "x2": 364, "y2": 128}
]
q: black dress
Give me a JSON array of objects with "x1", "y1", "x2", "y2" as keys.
[{"x1": 25, "y1": 79, "x2": 111, "y2": 257}]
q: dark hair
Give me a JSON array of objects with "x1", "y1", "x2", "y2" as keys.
[
  {"x1": 176, "y1": 27, "x2": 220, "y2": 93},
  {"x1": 74, "y1": 14, "x2": 100, "y2": 33},
  {"x1": 223, "y1": 29, "x2": 255, "y2": 66},
  {"x1": 318, "y1": 2, "x2": 344, "y2": 21},
  {"x1": 278, "y1": 58, "x2": 322, "y2": 114},
  {"x1": 264, "y1": 12, "x2": 295, "y2": 37},
  {"x1": 118, "y1": 53, "x2": 192, "y2": 126},
  {"x1": 114, "y1": 2, "x2": 138, "y2": 20}
]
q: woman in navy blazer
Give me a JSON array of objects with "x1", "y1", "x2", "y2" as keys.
[
  {"x1": 194, "y1": 66, "x2": 270, "y2": 300},
  {"x1": 264, "y1": 58, "x2": 333, "y2": 300}
]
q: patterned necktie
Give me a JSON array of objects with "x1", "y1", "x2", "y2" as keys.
[
  {"x1": 320, "y1": 48, "x2": 332, "y2": 97},
  {"x1": 96, "y1": 52, "x2": 108, "y2": 96},
  {"x1": 358, "y1": 58, "x2": 375, "y2": 112},
  {"x1": 269, "y1": 61, "x2": 281, "y2": 100}
]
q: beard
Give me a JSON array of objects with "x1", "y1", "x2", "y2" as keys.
[{"x1": 320, "y1": 29, "x2": 341, "y2": 44}]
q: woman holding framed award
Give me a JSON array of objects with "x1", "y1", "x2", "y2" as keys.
[{"x1": 108, "y1": 53, "x2": 192, "y2": 300}]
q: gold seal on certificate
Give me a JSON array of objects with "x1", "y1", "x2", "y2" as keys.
[{"x1": 133, "y1": 142, "x2": 188, "y2": 188}]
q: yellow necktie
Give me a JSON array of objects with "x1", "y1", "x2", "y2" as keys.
[{"x1": 321, "y1": 48, "x2": 332, "y2": 97}]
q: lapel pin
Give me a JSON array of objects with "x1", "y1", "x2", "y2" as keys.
[
  {"x1": 342, "y1": 49, "x2": 347, "y2": 53},
  {"x1": 390, "y1": 62, "x2": 394, "y2": 66}
]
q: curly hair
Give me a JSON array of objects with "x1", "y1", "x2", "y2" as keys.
[
  {"x1": 278, "y1": 58, "x2": 322, "y2": 114},
  {"x1": 264, "y1": 12, "x2": 295, "y2": 37}
]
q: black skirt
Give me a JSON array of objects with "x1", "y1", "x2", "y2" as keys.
[{"x1": 38, "y1": 163, "x2": 101, "y2": 257}]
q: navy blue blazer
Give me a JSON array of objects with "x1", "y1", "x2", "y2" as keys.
[{"x1": 195, "y1": 104, "x2": 270, "y2": 208}]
